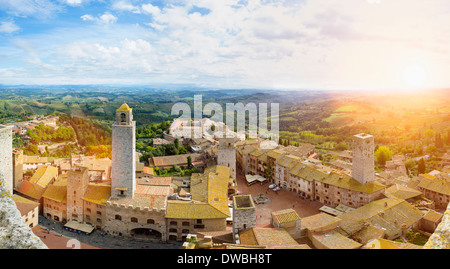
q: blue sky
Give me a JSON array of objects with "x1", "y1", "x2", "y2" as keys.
[{"x1": 0, "y1": 0, "x2": 450, "y2": 90}]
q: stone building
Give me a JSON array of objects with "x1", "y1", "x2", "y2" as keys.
[
  {"x1": 66, "y1": 167, "x2": 89, "y2": 223},
  {"x1": 352, "y1": 133, "x2": 375, "y2": 185},
  {"x1": 274, "y1": 154, "x2": 302, "y2": 189},
  {"x1": 12, "y1": 148, "x2": 24, "y2": 189},
  {"x1": 314, "y1": 172, "x2": 385, "y2": 208},
  {"x1": 13, "y1": 194, "x2": 40, "y2": 229},
  {"x1": 217, "y1": 137, "x2": 237, "y2": 180},
  {"x1": 0, "y1": 124, "x2": 13, "y2": 195},
  {"x1": 166, "y1": 165, "x2": 231, "y2": 241},
  {"x1": 232, "y1": 194, "x2": 256, "y2": 243},
  {"x1": 417, "y1": 173, "x2": 450, "y2": 209},
  {"x1": 271, "y1": 209, "x2": 301, "y2": 239},
  {"x1": 42, "y1": 174, "x2": 68, "y2": 222},
  {"x1": 111, "y1": 103, "x2": 136, "y2": 199},
  {"x1": 82, "y1": 183, "x2": 111, "y2": 229}
]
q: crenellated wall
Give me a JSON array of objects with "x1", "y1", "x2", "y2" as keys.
[{"x1": 0, "y1": 177, "x2": 47, "y2": 249}]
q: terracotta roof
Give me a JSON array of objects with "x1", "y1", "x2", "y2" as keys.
[
  {"x1": 149, "y1": 153, "x2": 202, "y2": 167},
  {"x1": 276, "y1": 155, "x2": 301, "y2": 168},
  {"x1": 363, "y1": 238, "x2": 423, "y2": 249},
  {"x1": 266, "y1": 149, "x2": 286, "y2": 160},
  {"x1": 290, "y1": 163, "x2": 328, "y2": 182},
  {"x1": 16, "y1": 180, "x2": 46, "y2": 200},
  {"x1": 136, "y1": 177, "x2": 171, "y2": 186},
  {"x1": 29, "y1": 166, "x2": 58, "y2": 188},
  {"x1": 301, "y1": 213, "x2": 341, "y2": 232},
  {"x1": 423, "y1": 210, "x2": 443, "y2": 223},
  {"x1": 272, "y1": 208, "x2": 301, "y2": 224},
  {"x1": 239, "y1": 228, "x2": 300, "y2": 248},
  {"x1": 23, "y1": 155, "x2": 49, "y2": 164},
  {"x1": 417, "y1": 175, "x2": 450, "y2": 196},
  {"x1": 384, "y1": 184, "x2": 422, "y2": 200},
  {"x1": 82, "y1": 184, "x2": 111, "y2": 206},
  {"x1": 338, "y1": 198, "x2": 424, "y2": 239},
  {"x1": 166, "y1": 165, "x2": 230, "y2": 219},
  {"x1": 319, "y1": 172, "x2": 385, "y2": 194},
  {"x1": 311, "y1": 230, "x2": 362, "y2": 249},
  {"x1": 12, "y1": 194, "x2": 39, "y2": 216}
]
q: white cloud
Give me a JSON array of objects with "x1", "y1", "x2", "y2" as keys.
[
  {"x1": 65, "y1": 0, "x2": 83, "y2": 6},
  {"x1": 81, "y1": 14, "x2": 95, "y2": 21},
  {"x1": 112, "y1": 0, "x2": 141, "y2": 13},
  {"x1": 81, "y1": 12, "x2": 118, "y2": 25},
  {"x1": 99, "y1": 13, "x2": 118, "y2": 25},
  {"x1": 0, "y1": 21, "x2": 20, "y2": 34},
  {"x1": 0, "y1": 0, "x2": 62, "y2": 18}
]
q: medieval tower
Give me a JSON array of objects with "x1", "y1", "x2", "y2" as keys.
[
  {"x1": 67, "y1": 167, "x2": 89, "y2": 222},
  {"x1": 111, "y1": 103, "x2": 136, "y2": 199},
  {"x1": 232, "y1": 195, "x2": 256, "y2": 242},
  {"x1": 218, "y1": 137, "x2": 236, "y2": 180},
  {"x1": 352, "y1": 133, "x2": 375, "y2": 185},
  {"x1": 0, "y1": 125, "x2": 13, "y2": 195}
]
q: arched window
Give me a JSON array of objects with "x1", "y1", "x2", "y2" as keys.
[
  {"x1": 131, "y1": 217, "x2": 138, "y2": 223},
  {"x1": 120, "y1": 113, "x2": 126, "y2": 123},
  {"x1": 169, "y1": 228, "x2": 177, "y2": 233},
  {"x1": 182, "y1": 229, "x2": 189, "y2": 234},
  {"x1": 147, "y1": 219, "x2": 155, "y2": 224},
  {"x1": 115, "y1": 215, "x2": 122, "y2": 220},
  {"x1": 170, "y1": 221, "x2": 177, "y2": 226}
]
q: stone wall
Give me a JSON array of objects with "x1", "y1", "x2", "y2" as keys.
[
  {"x1": 0, "y1": 125, "x2": 13, "y2": 195},
  {"x1": 0, "y1": 177, "x2": 47, "y2": 249},
  {"x1": 424, "y1": 203, "x2": 450, "y2": 249}
]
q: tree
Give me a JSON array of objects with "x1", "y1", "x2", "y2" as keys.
[
  {"x1": 187, "y1": 155, "x2": 193, "y2": 169},
  {"x1": 418, "y1": 158, "x2": 426, "y2": 174},
  {"x1": 435, "y1": 133, "x2": 444, "y2": 148},
  {"x1": 424, "y1": 129, "x2": 435, "y2": 145},
  {"x1": 375, "y1": 146, "x2": 393, "y2": 167},
  {"x1": 335, "y1": 142, "x2": 349, "y2": 151},
  {"x1": 174, "y1": 138, "x2": 179, "y2": 149}
]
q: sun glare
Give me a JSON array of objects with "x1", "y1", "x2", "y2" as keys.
[{"x1": 401, "y1": 64, "x2": 427, "y2": 89}]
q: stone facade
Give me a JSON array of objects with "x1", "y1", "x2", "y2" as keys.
[
  {"x1": 218, "y1": 138, "x2": 236, "y2": 180},
  {"x1": 0, "y1": 125, "x2": 13, "y2": 195},
  {"x1": 352, "y1": 133, "x2": 375, "y2": 185},
  {"x1": 104, "y1": 202, "x2": 167, "y2": 241},
  {"x1": 111, "y1": 104, "x2": 136, "y2": 199},
  {"x1": 66, "y1": 167, "x2": 89, "y2": 222},
  {"x1": 12, "y1": 149, "x2": 23, "y2": 190}
]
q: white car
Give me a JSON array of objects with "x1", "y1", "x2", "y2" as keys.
[{"x1": 269, "y1": 184, "x2": 276, "y2": 189}]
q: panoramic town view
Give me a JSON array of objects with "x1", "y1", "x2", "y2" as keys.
[{"x1": 1, "y1": 0, "x2": 450, "y2": 260}]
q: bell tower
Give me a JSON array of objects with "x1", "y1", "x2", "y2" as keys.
[{"x1": 111, "y1": 103, "x2": 136, "y2": 199}]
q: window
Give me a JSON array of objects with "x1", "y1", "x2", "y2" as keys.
[
  {"x1": 170, "y1": 221, "x2": 177, "y2": 226},
  {"x1": 169, "y1": 228, "x2": 177, "y2": 233},
  {"x1": 97, "y1": 218, "x2": 102, "y2": 223},
  {"x1": 97, "y1": 211, "x2": 102, "y2": 216},
  {"x1": 196, "y1": 219, "x2": 202, "y2": 224},
  {"x1": 115, "y1": 215, "x2": 122, "y2": 220},
  {"x1": 182, "y1": 229, "x2": 189, "y2": 234},
  {"x1": 182, "y1": 222, "x2": 190, "y2": 226},
  {"x1": 147, "y1": 219, "x2": 155, "y2": 224},
  {"x1": 121, "y1": 113, "x2": 126, "y2": 123},
  {"x1": 86, "y1": 208, "x2": 91, "y2": 213},
  {"x1": 86, "y1": 215, "x2": 90, "y2": 221},
  {"x1": 131, "y1": 217, "x2": 138, "y2": 223}
]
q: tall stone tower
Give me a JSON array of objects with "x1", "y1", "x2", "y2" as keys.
[
  {"x1": 111, "y1": 103, "x2": 136, "y2": 199},
  {"x1": 218, "y1": 137, "x2": 236, "y2": 180},
  {"x1": 0, "y1": 125, "x2": 13, "y2": 195},
  {"x1": 67, "y1": 167, "x2": 89, "y2": 222},
  {"x1": 13, "y1": 148, "x2": 24, "y2": 189},
  {"x1": 232, "y1": 195, "x2": 256, "y2": 243},
  {"x1": 352, "y1": 133, "x2": 375, "y2": 185}
]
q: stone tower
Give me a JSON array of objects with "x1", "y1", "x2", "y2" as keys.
[
  {"x1": 0, "y1": 125, "x2": 13, "y2": 195},
  {"x1": 67, "y1": 167, "x2": 89, "y2": 222},
  {"x1": 111, "y1": 103, "x2": 136, "y2": 199},
  {"x1": 232, "y1": 195, "x2": 256, "y2": 242},
  {"x1": 352, "y1": 133, "x2": 375, "y2": 185},
  {"x1": 218, "y1": 137, "x2": 236, "y2": 180}
]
